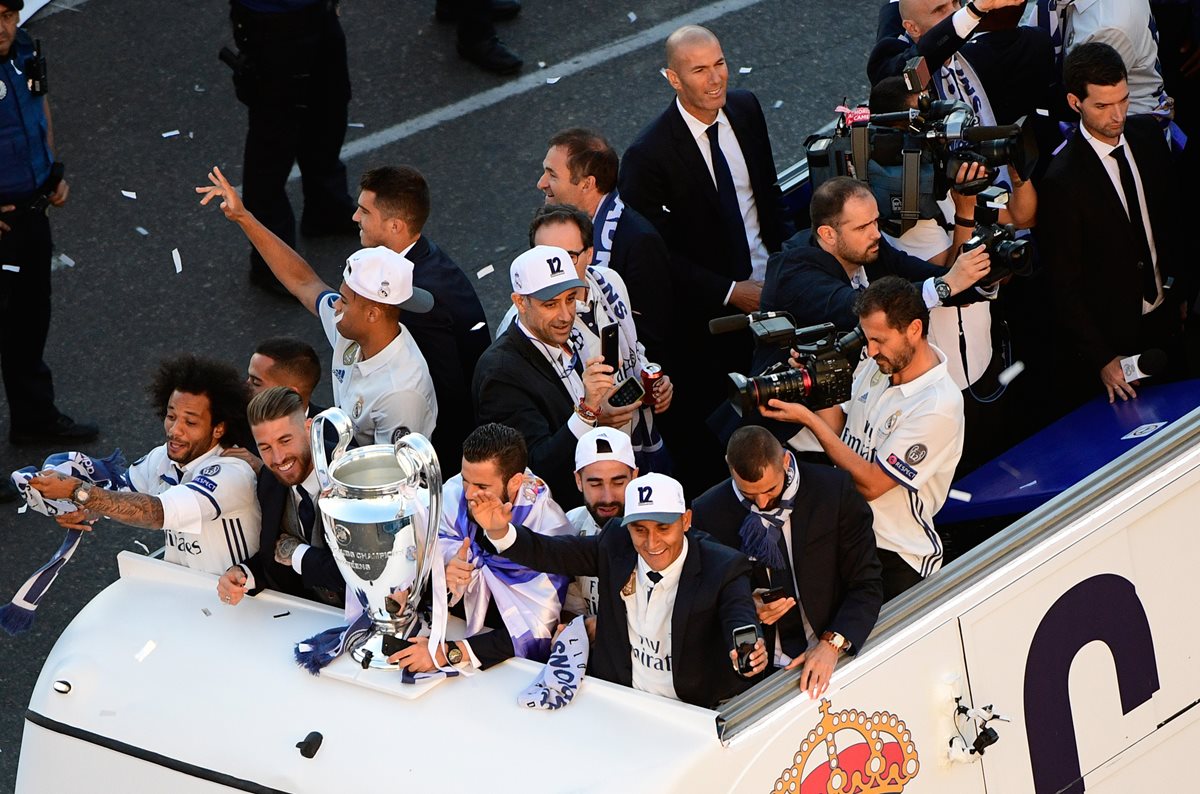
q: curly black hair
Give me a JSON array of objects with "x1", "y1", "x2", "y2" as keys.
[{"x1": 147, "y1": 355, "x2": 253, "y2": 449}]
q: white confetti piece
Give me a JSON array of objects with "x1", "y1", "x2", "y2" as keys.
[
  {"x1": 659, "y1": 67, "x2": 667, "y2": 77},
  {"x1": 948, "y1": 489, "x2": 972, "y2": 502},
  {"x1": 171, "y1": 248, "x2": 182, "y2": 274},
  {"x1": 773, "y1": 100, "x2": 784, "y2": 109},
  {"x1": 201, "y1": 608, "x2": 212, "y2": 617},
  {"x1": 188, "y1": 131, "x2": 194, "y2": 139},
  {"x1": 546, "y1": 76, "x2": 561, "y2": 85},
  {"x1": 161, "y1": 129, "x2": 180, "y2": 138},
  {"x1": 2, "y1": 265, "x2": 19, "y2": 272},
  {"x1": 1036, "y1": 108, "x2": 1049, "y2": 116},
  {"x1": 997, "y1": 361, "x2": 1025, "y2": 386},
  {"x1": 133, "y1": 540, "x2": 150, "y2": 553},
  {"x1": 57, "y1": 253, "x2": 75, "y2": 267},
  {"x1": 537, "y1": 61, "x2": 546, "y2": 68},
  {"x1": 135, "y1": 227, "x2": 149, "y2": 236},
  {"x1": 627, "y1": 11, "x2": 637, "y2": 21},
  {"x1": 739, "y1": 66, "x2": 753, "y2": 74},
  {"x1": 193, "y1": 84, "x2": 206, "y2": 93},
  {"x1": 1018, "y1": 480, "x2": 1038, "y2": 490},
  {"x1": 476, "y1": 265, "x2": 494, "y2": 279},
  {"x1": 134, "y1": 640, "x2": 157, "y2": 662},
  {"x1": 121, "y1": 190, "x2": 137, "y2": 200},
  {"x1": 347, "y1": 122, "x2": 365, "y2": 128},
  {"x1": 470, "y1": 321, "x2": 486, "y2": 332}
]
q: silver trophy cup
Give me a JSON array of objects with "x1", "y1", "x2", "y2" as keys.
[{"x1": 311, "y1": 408, "x2": 443, "y2": 670}]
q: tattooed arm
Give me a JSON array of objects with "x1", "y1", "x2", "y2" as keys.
[{"x1": 30, "y1": 471, "x2": 165, "y2": 529}]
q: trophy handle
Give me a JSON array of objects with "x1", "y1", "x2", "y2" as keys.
[
  {"x1": 394, "y1": 433, "x2": 443, "y2": 632},
  {"x1": 311, "y1": 407, "x2": 354, "y2": 495}
]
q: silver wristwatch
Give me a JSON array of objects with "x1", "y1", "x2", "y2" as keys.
[{"x1": 72, "y1": 482, "x2": 92, "y2": 505}]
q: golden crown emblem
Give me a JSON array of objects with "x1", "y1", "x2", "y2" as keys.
[{"x1": 771, "y1": 698, "x2": 920, "y2": 794}]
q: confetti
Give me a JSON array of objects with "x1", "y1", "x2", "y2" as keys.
[
  {"x1": 948, "y1": 489, "x2": 972, "y2": 502},
  {"x1": 121, "y1": 190, "x2": 137, "y2": 200},
  {"x1": 2, "y1": 265, "x2": 19, "y2": 272},
  {"x1": 135, "y1": 226, "x2": 149, "y2": 236},
  {"x1": 55, "y1": 253, "x2": 75, "y2": 268},
  {"x1": 997, "y1": 361, "x2": 1025, "y2": 386},
  {"x1": 537, "y1": 61, "x2": 546, "y2": 69},
  {"x1": 627, "y1": 11, "x2": 637, "y2": 21},
  {"x1": 476, "y1": 265, "x2": 494, "y2": 279},
  {"x1": 739, "y1": 66, "x2": 753, "y2": 74},
  {"x1": 659, "y1": 67, "x2": 667, "y2": 78},
  {"x1": 347, "y1": 122, "x2": 365, "y2": 128},
  {"x1": 193, "y1": 84, "x2": 206, "y2": 93},
  {"x1": 134, "y1": 640, "x2": 157, "y2": 663},
  {"x1": 1018, "y1": 480, "x2": 1039, "y2": 490},
  {"x1": 133, "y1": 540, "x2": 150, "y2": 553},
  {"x1": 273, "y1": 611, "x2": 291, "y2": 619},
  {"x1": 171, "y1": 248, "x2": 182, "y2": 274},
  {"x1": 1036, "y1": 108, "x2": 1049, "y2": 116},
  {"x1": 161, "y1": 129, "x2": 180, "y2": 138},
  {"x1": 188, "y1": 131, "x2": 194, "y2": 139},
  {"x1": 773, "y1": 100, "x2": 784, "y2": 109},
  {"x1": 546, "y1": 77, "x2": 561, "y2": 85},
  {"x1": 201, "y1": 608, "x2": 212, "y2": 617},
  {"x1": 470, "y1": 321, "x2": 486, "y2": 332}
]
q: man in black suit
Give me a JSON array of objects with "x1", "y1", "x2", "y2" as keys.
[
  {"x1": 1040, "y1": 42, "x2": 1192, "y2": 408},
  {"x1": 691, "y1": 427, "x2": 882, "y2": 698},
  {"x1": 535, "y1": 127, "x2": 676, "y2": 365},
  {"x1": 354, "y1": 166, "x2": 490, "y2": 474},
  {"x1": 472, "y1": 246, "x2": 641, "y2": 509},
  {"x1": 618, "y1": 25, "x2": 787, "y2": 486},
  {"x1": 472, "y1": 472, "x2": 767, "y2": 708},
  {"x1": 216, "y1": 387, "x2": 344, "y2": 608}
]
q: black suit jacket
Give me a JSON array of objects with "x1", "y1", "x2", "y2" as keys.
[
  {"x1": 496, "y1": 522, "x2": 757, "y2": 709},
  {"x1": 619, "y1": 90, "x2": 787, "y2": 312},
  {"x1": 245, "y1": 471, "x2": 345, "y2": 606},
  {"x1": 604, "y1": 203, "x2": 676, "y2": 366},
  {"x1": 402, "y1": 235, "x2": 491, "y2": 474},
  {"x1": 1039, "y1": 116, "x2": 1189, "y2": 374},
  {"x1": 691, "y1": 465, "x2": 882, "y2": 657},
  {"x1": 471, "y1": 322, "x2": 581, "y2": 510}
]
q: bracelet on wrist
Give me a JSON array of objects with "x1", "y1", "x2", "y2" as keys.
[
  {"x1": 965, "y1": 1, "x2": 988, "y2": 19},
  {"x1": 575, "y1": 399, "x2": 601, "y2": 425},
  {"x1": 954, "y1": 215, "x2": 975, "y2": 228}
]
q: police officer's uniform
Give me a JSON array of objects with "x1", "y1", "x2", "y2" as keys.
[{"x1": 227, "y1": 0, "x2": 356, "y2": 287}]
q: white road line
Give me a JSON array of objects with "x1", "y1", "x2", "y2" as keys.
[{"x1": 291, "y1": 0, "x2": 768, "y2": 178}]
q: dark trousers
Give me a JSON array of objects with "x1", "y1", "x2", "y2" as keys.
[
  {"x1": 231, "y1": 1, "x2": 354, "y2": 275},
  {"x1": 878, "y1": 548, "x2": 924, "y2": 602},
  {"x1": 0, "y1": 208, "x2": 58, "y2": 428}
]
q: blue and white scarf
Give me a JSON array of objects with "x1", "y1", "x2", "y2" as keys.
[
  {"x1": 591, "y1": 191, "x2": 625, "y2": 269},
  {"x1": 519, "y1": 615, "x2": 590, "y2": 710},
  {"x1": 733, "y1": 453, "x2": 800, "y2": 572},
  {"x1": 2, "y1": 450, "x2": 131, "y2": 635},
  {"x1": 439, "y1": 471, "x2": 572, "y2": 663}
]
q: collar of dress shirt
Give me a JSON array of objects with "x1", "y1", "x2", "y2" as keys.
[
  {"x1": 1078, "y1": 120, "x2": 1126, "y2": 160},
  {"x1": 675, "y1": 97, "x2": 731, "y2": 144},
  {"x1": 635, "y1": 536, "x2": 689, "y2": 589}
]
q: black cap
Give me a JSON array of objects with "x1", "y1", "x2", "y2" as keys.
[{"x1": 0, "y1": 0, "x2": 25, "y2": 10}]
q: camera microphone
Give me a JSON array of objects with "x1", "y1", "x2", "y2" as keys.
[
  {"x1": 709, "y1": 312, "x2": 784, "y2": 335},
  {"x1": 961, "y1": 124, "x2": 1021, "y2": 143},
  {"x1": 1121, "y1": 349, "x2": 1168, "y2": 383}
]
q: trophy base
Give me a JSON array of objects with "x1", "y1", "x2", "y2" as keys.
[
  {"x1": 349, "y1": 634, "x2": 406, "y2": 671},
  {"x1": 323, "y1": 641, "x2": 450, "y2": 701}
]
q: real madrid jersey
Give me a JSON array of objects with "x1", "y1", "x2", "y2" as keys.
[
  {"x1": 127, "y1": 444, "x2": 261, "y2": 575},
  {"x1": 317, "y1": 291, "x2": 438, "y2": 447},
  {"x1": 564, "y1": 506, "x2": 603, "y2": 617}
]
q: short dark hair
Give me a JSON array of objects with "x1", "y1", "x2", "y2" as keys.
[
  {"x1": 854, "y1": 275, "x2": 929, "y2": 337},
  {"x1": 726, "y1": 426, "x2": 784, "y2": 482},
  {"x1": 547, "y1": 128, "x2": 619, "y2": 195},
  {"x1": 1063, "y1": 42, "x2": 1128, "y2": 101},
  {"x1": 254, "y1": 337, "x2": 321, "y2": 394},
  {"x1": 462, "y1": 423, "x2": 528, "y2": 482},
  {"x1": 869, "y1": 76, "x2": 916, "y2": 115},
  {"x1": 247, "y1": 386, "x2": 306, "y2": 428},
  {"x1": 358, "y1": 165, "x2": 431, "y2": 232},
  {"x1": 810, "y1": 176, "x2": 874, "y2": 230},
  {"x1": 528, "y1": 204, "x2": 594, "y2": 248},
  {"x1": 148, "y1": 355, "x2": 253, "y2": 448}
]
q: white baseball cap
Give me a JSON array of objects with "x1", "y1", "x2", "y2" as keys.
[
  {"x1": 510, "y1": 245, "x2": 587, "y2": 301},
  {"x1": 342, "y1": 246, "x2": 434, "y2": 313},
  {"x1": 574, "y1": 427, "x2": 636, "y2": 472},
  {"x1": 621, "y1": 473, "x2": 687, "y2": 526}
]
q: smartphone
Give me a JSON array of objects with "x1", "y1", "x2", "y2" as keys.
[
  {"x1": 733, "y1": 624, "x2": 760, "y2": 675},
  {"x1": 381, "y1": 635, "x2": 412, "y2": 657},
  {"x1": 601, "y1": 323, "x2": 620, "y2": 370},
  {"x1": 757, "y1": 586, "x2": 787, "y2": 604},
  {"x1": 608, "y1": 376, "x2": 646, "y2": 407}
]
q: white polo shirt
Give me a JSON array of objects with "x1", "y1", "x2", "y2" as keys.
[
  {"x1": 317, "y1": 290, "x2": 438, "y2": 446},
  {"x1": 127, "y1": 444, "x2": 261, "y2": 575},
  {"x1": 564, "y1": 506, "x2": 603, "y2": 617}
]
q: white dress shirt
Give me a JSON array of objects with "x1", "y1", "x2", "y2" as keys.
[{"x1": 515, "y1": 318, "x2": 593, "y2": 439}]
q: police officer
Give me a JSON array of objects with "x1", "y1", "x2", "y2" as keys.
[
  {"x1": 0, "y1": 0, "x2": 98, "y2": 454},
  {"x1": 226, "y1": 0, "x2": 357, "y2": 293}
]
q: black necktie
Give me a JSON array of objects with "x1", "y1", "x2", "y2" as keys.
[
  {"x1": 646, "y1": 570, "x2": 663, "y2": 601},
  {"x1": 1109, "y1": 145, "x2": 1159, "y2": 303},
  {"x1": 705, "y1": 123, "x2": 752, "y2": 277},
  {"x1": 297, "y1": 487, "x2": 315, "y2": 543}
]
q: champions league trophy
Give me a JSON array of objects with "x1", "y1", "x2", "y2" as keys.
[{"x1": 311, "y1": 408, "x2": 443, "y2": 670}]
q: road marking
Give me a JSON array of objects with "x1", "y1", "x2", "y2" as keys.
[{"x1": 291, "y1": 0, "x2": 768, "y2": 178}]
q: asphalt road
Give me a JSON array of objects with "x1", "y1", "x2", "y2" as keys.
[{"x1": 0, "y1": 0, "x2": 879, "y2": 787}]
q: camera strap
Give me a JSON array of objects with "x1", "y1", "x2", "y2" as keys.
[
  {"x1": 899, "y1": 149, "x2": 922, "y2": 235},
  {"x1": 850, "y1": 124, "x2": 870, "y2": 182}
]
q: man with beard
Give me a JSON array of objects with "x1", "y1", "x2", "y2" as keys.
[
  {"x1": 563, "y1": 427, "x2": 638, "y2": 618},
  {"x1": 215, "y1": 387, "x2": 344, "y2": 607},
  {"x1": 30, "y1": 356, "x2": 260, "y2": 577},
  {"x1": 760, "y1": 177, "x2": 991, "y2": 338},
  {"x1": 760, "y1": 278, "x2": 964, "y2": 600},
  {"x1": 691, "y1": 426, "x2": 881, "y2": 697}
]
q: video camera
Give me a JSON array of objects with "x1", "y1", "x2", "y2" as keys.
[
  {"x1": 961, "y1": 186, "x2": 1032, "y2": 287},
  {"x1": 804, "y1": 56, "x2": 1038, "y2": 235},
  {"x1": 710, "y1": 312, "x2": 866, "y2": 416}
]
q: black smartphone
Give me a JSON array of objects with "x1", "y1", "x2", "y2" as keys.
[
  {"x1": 758, "y1": 586, "x2": 787, "y2": 604},
  {"x1": 733, "y1": 624, "x2": 760, "y2": 675},
  {"x1": 380, "y1": 635, "x2": 412, "y2": 657},
  {"x1": 601, "y1": 322, "x2": 620, "y2": 370},
  {"x1": 608, "y1": 376, "x2": 646, "y2": 407}
]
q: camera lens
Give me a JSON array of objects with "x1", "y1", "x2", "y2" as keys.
[
  {"x1": 727, "y1": 370, "x2": 812, "y2": 417},
  {"x1": 994, "y1": 238, "x2": 1032, "y2": 276}
]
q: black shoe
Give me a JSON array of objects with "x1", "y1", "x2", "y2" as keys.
[
  {"x1": 436, "y1": 0, "x2": 521, "y2": 23},
  {"x1": 10, "y1": 414, "x2": 100, "y2": 446},
  {"x1": 249, "y1": 266, "x2": 293, "y2": 298},
  {"x1": 457, "y1": 36, "x2": 523, "y2": 75},
  {"x1": 0, "y1": 478, "x2": 19, "y2": 504},
  {"x1": 300, "y1": 214, "x2": 360, "y2": 238}
]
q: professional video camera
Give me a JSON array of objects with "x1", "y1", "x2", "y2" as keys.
[
  {"x1": 804, "y1": 56, "x2": 1038, "y2": 236},
  {"x1": 710, "y1": 312, "x2": 866, "y2": 416},
  {"x1": 961, "y1": 185, "x2": 1033, "y2": 287}
]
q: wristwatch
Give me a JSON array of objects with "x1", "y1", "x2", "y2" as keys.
[
  {"x1": 821, "y1": 630, "x2": 851, "y2": 653},
  {"x1": 72, "y1": 482, "x2": 92, "y2": 505},
  {"x1": 445, "y1": 643, "x2": 463, "y2": 666},
  {"x1": 933, "y1": 277, "x2": 952, "y2": 303}
]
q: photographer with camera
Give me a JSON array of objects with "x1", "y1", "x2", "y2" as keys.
[{"x1": 760, "y1": 277, "x2": 964, "y2": 600}]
